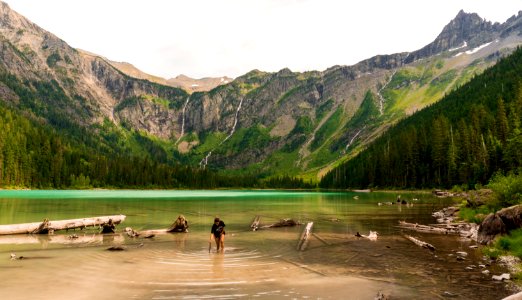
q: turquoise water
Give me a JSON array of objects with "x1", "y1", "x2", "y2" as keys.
[{"x1": 0, "y1": 190, "x2": 513, "y2": 299}]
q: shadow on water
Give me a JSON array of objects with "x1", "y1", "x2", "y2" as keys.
[{"x1": 0, "y1": 190, "x2": 516, "y2": 299}]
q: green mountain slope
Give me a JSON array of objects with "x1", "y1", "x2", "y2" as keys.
[
  {"x1": 1, "y1": 2, "x2": 522, "y2": 186},
  {"x1": 320, "y1": 47, "x2": 522, "y2": 189}
]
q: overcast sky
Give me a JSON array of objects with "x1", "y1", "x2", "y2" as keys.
[{"x1": 4, "y1": 0, "x2": 521, "y2": 79}]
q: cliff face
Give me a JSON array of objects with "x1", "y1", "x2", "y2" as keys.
[
  {"x1": 405, "y1": 10, "x2": 522, "y2": 63},
  {"x1": 1, "y1": 2, "x2": 522, "y2": 177}
]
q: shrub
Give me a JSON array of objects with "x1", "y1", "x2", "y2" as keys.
[{"x1": 488, "y1": 172, "x2": 522, "y2": 208}]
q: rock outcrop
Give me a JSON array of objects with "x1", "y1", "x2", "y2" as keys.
[{"x1": 478, "y1": 205, "x2": 522, "y2": 244}]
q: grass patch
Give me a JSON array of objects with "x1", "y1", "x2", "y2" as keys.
[
  {"x1": 482, "y1": 246, "x2": 503, "y2": 260},
  {"x1": 458, "y1": 205, "x2": 492, "y2": 223},
  {"x1": 308, "y1": 143, "x2": 339, "y2": 169},
  {"x1": 315, "y1": 99, "x2": 334, "y2": 122},
  {"x1": 194, "y1": 131, "x2": 227, "y2": 154},
  {"x1": 143, "y1": 95, "x2": 170, "y2": 109},
  {"x1": 310, "y1": 107, "x2": 343, "y2": 151},
  {"x1": 496, "y1": 229, "x2": 522, "y2": 259},
  {"x1": 220, "y1": 125, "x2": 273, "y2": 154},
  {"x1": 276, "y1": 86, "x2": 300, "y2": 106},
  {"x1": 426, "y1": 69, "x2": 457, "y2": 96}
]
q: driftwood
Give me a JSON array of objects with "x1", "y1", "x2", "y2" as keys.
[
  {"x1": 250, "y1": 215, "x2": 261, "y2": 231},
  {"x1": 0, "y1": 215, "x2": 126, "y2": 235},
  {"x1": 125, "y1": 216, "x2": 190, "y2": 238},
  {"x1": 403, "y1": 234, "x2": 436, "y2": 251},
  {"x1": 261, "y1": 218, "x2": 299, "y2": 229},
  {"x1": 361, "y1": 231, "x2": 378, "y2": 241},
  {"x1": 398, "y1": 221, "x2": 460, "y2": 235},
  {"x1": 249, "y1": 217, "x2": 300, "y2": 231},
  {"x1": 296, "y1": 222, "x2": 313, "y2": 251}
]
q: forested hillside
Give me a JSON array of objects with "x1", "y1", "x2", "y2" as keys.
[
  {"x1": 0, "y1": 103, "x2": 316, "y2": 189},
  {"x1": 320, "y1": 47, "x2": 522, "y2": 189}
]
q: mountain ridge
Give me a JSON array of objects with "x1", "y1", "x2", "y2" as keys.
[{"x1": 1, "y1": 1, "x2": 522, "y2": 182}]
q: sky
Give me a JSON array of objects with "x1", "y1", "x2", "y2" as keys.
[{"x1": 4, "y1": 0, "x2": 522, "y2": 79}]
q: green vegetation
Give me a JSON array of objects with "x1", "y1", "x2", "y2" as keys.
[
  {"x1": 427, "y1": 69, "x2": 457, "y2": 96},
  {"x1": 315, "y1": 99, "x2": 334, "y2": 122},
  {"x1": 487, "y1": 171, "x2": 522, "y2": 208},
  {"x1": 321, "y1": 47, "x2": 522, "y2": 189},
  {"x1": 482, "y1": 227, "x2": 522, "y2": 272},
  {"x1": 46, "y1": 52, "x2": 62, "y2": 68},
  {"x1": 143, "y1": 95, "x2": 170, "y2": 109},
  {"x1": 0, "y1": 102, "x2": 293, "y2": 189},
  {"x1": 458, "y1": 205, "x2": 491, "y2": 223},
  {"x1": 310, "y1": 107, "x2": 343, "y2": 151},
  {"x1": 276, "y1": 86, "x2": 299, "y2": 105}
]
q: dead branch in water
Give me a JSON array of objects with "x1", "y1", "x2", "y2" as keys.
[
  {"x1": 250, "y1": 215, "x2": 261, "y2": 231},
  {"x1": 403, "y1": 234, "x2": 436, "y2": 251},
  {"x1": 398, "y1": 221, "x2": 460, "y2": 235},
  {"x1": 297, "y1": 222, "x2": 314, "y2": 251}
]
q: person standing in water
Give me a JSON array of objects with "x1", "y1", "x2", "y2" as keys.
[{"x1": 210, "y1": 217, "x2": 226, "y2": 252}]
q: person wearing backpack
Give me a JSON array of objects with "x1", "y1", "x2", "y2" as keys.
[{"x1": 210, "y1": 217, "x2": 226, "y2": 252}]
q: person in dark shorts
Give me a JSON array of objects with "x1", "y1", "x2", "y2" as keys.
[{"x1": 210, "y1": 217, "x2": 226, "y2": 252}]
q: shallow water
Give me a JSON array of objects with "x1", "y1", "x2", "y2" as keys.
[{"x1": 0, "y1": 190, "x2": 514, "y2": 299}]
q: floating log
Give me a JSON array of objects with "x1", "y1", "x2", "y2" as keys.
[
  {"x1": 398, "y1": 221, "x2": 460, "y2": 235},
  {"x1": 361, "y1": 231, "x2": 378, "y2": 241},
  {"x1": 250, "y1": 215, "x2": 261, "y2": 231},
  {"x1": 297, "y1": 222, "x2": 313, "y2": 251},
  {"x1": 261, "y1": 218, "x2": 299, "y2": 229},
  {"x1": 0, "y1": 215, "x2": 126, "y2": 235},
  {"x1": 403, "y1": 234, "x2": 436, "y2": 251}
]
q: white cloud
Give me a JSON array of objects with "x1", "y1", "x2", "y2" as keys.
[{"x1": 4, "y1": 0, "x2": 522, "y2": 78}]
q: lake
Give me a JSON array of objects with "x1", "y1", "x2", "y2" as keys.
[{"x1": 0, "y1": 190, "x2": 514, "y2": 299}]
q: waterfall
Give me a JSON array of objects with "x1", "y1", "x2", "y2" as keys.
[
  {"x1": 345, "y1": 128, "x2": 363, "y2": 150},
  {"x1": 221, "y1": 97, "x2": 244, "y2": 145},
  {"x1": 176, "y1": 96, "x2": 190, "y2": 144},
  {"x1": 199, "y1": 151, "x2": 212, "y2": 167},
  {"x1": 199, "y1": 98, "x2": 245, "y2": 168},
  {"x1": 377, "y1": 70, "x2": 396, "y2": 115}
]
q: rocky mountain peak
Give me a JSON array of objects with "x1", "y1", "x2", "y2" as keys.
[
  {"x1": 404, "y1": 10, "x2": 500, "y2": 63},
  {"x1": 0, "y1": 1, "x2": 38, "y2": 33}
]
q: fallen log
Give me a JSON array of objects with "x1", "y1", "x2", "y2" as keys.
[
  {"x1": 398, "y1": 221, "x2": 460, "y2": 235},
  {"x1": 361, "y1": 231, "x2": 378, "y2": 241},
  {"x1": 250, "y1": 215, "x2": 261, "y2": 231},
  {"x1": 403, "y1": 234, "x2": 436, "y2": 251},
  {"x1": 0, "y1": 215, "x2": 126, "y2": 235},
  {"x1": 261, "y1": 218, "x2": 299, "y2": 229},
  {"x1": 297, "y1": 222, "x2": 313, "y2": 251}
]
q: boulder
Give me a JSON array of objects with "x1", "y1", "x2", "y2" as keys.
[{"x1": 478, "y1": 205, "x2": 522, "y2": 244}]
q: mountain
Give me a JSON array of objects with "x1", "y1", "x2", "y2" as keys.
[
  {"x1": 104, "y1": 56, "x2": 233, "y2": 93},
  {"x1": 320, "y1": 46, "x2": 522, "y2": 189},
  {"x1": 166, "y1": 74, "x2": 234, "y2": 93},
  {"x1": 1, "y1": 1, "x2": 522, "y2": 184}
]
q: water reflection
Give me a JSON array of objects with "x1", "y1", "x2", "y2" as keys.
[
  {"x1": 0, "y1": 233, "x2": 124, "y2": 246},
  {"x1": 0, "y1": 190, "x2": 515, "y2": 299}
]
